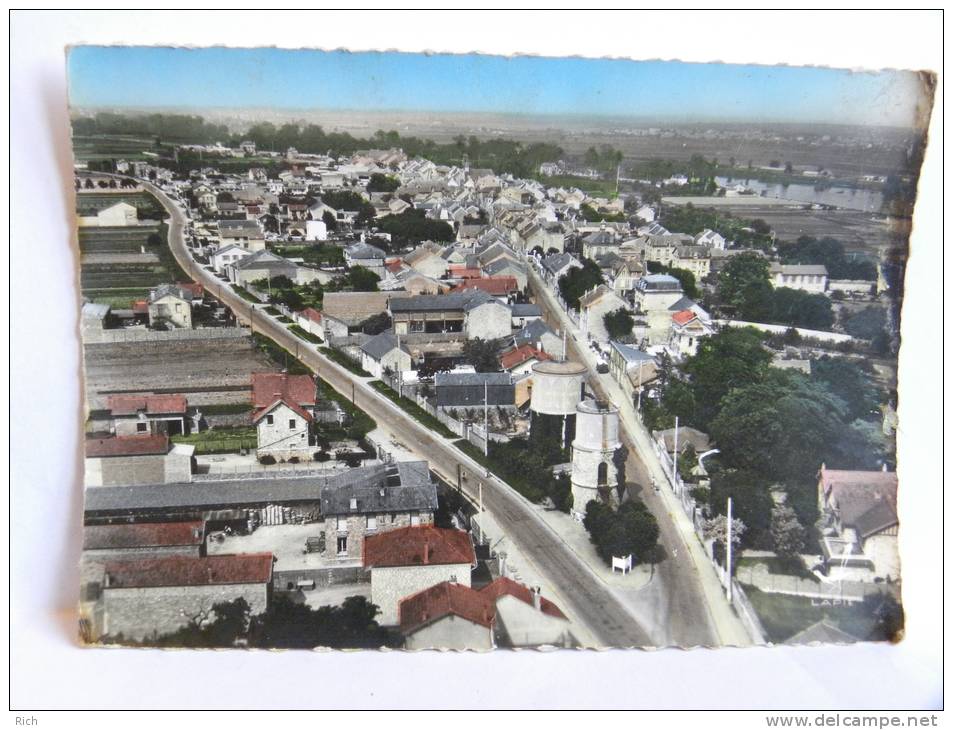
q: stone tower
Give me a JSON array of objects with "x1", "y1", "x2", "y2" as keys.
[{"x1": 570, "y1": 399, "x2": 622, "y2": 518}]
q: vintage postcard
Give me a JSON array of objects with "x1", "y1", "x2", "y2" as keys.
[{"x1": 69, "y1": 46, "x2": 933, "y2": 650}]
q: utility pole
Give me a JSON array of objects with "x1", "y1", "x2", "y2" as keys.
[
  {"x1": 672, "y1": 415, "x2": 679, "y2": 493},
  {"x1": 726, "y1": 496, "x2": 734, "y2": 602}
]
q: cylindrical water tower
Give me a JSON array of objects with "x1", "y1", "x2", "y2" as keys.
[
  {"x1": 570, "y1": 399, "x2": 622, "y2": 517},
  {"x1": 530, "y1": 360, "x2": 588, "y2": 448}
]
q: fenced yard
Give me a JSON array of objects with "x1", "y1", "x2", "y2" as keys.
[{"x1": 171, "y1": 426, "x2": 258, "y2": 455}]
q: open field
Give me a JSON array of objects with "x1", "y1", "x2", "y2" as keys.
[
  {"x1": 75, "y1": 192, "x2": 157, "y2": 214},
  {"x1": 72, "y1": 134, "x2": 157, "y2": 161},
  {"x1": 82, "y1": 334, "x2": 274, "y2": 411}
]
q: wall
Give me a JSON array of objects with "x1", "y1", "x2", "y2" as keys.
[
  {"x1": 101, "y1": 582, "x2": 269, "y2": 642},
  {"x1": 494, "y1": 594, "x2": 575, "y2": 648},
  {"x1": 322, "y1": 511, "x2": 433, "y2": 561},
  {"x1": 255, "y1": 403, "x2": 313, "y2": 460},
  {"x1": 714, "y1": 319, "x2": 858, "y2": 344},
  {"x1": 85, "y1": 326, "x2": 251, "y2": 345},
  {"x1": 372, "y1": 563, "x2": 473, "y2": 626},
  {"x1": 404, "y1": 614, "x2": 493, "y2": 651},
  {"x1": 465, "y1": 302, "x2": 512, "y2": 340},
  {"x1": 86, "y1": 454, "x2": 166, "y2": 488}
]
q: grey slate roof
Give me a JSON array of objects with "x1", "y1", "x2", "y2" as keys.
[
  {"x1": 359, "y1": 332, "x2": 408, "y2": 360},
  {"x1": 148, "y1": 284, "x2": 194, "y2": 303},
  {"x1": 435, "y1": 372, "x2": 513, "y2": 387},
  {"x1": 511, "y1": 304, "x2": 541, "y2": 317},
  {"x1": 483, "y1": 258, "x2": 526, "y2": 277},
  {"x1": 84, "y1": 462, "x2": 433, "y2": 515},
  {"x1": 542, "y1": 252, "x2": 580, "y2": 276},
  {"x1": 668, "y1": 296, "x2": 697, "y2": 311},
  {"x1": 345, "y1": 242, "x2": 387, "y2": 260},
  {"x1": 638, "y1": 273, "x2": 682, "y2": 292},
  {"x1": 321, "y1": 461, "x2": 437, "y2": 516},
  {"x1": 389, "y1": 290, "x2": 505, "y2": 314},
  {"x1": 514, "y1": 319, "x2": 556, "y2": 346}
]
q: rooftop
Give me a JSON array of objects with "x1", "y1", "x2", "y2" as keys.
[
  {"x1": 106, "y1": 394, "x2": 188, "y2": 416},
  {"x1": 363, "y1": 526, "x2": 476, "y2": 569},
  {"x1": 85, "y1": 434, "x2": 170, "y2": 458},
  {"x1": 84, "y1": 521, "x2": 205, "y2": 551},
  {"x1": 103, "y1": 553, "x2": 273, "y2": 589}
]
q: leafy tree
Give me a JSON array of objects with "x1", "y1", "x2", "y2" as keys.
[
  {"x1": 777, "y1": 236, "x2": 877, "y2": 281},
  {"x1": 347, "y1": 265, "x2": 380, "y2": 292},
  {"x1": 843, "y1": 306, "x2": 887, "y2": 340},
  {"x1": 360, "y1": 312, "x2": 391, "y2": 335},
  {"x1": 366, "y1": 173, "x2": 400, "y2": 193},
  {"x1": 769, "y1": 287, "x2": 834, "y2": 330},
  {"x1": 269, "y1": 274, "x2": 296, "y2": 290},
  {"x1": 682, "y1": 327, "x2": 773, "y2": 428},
  {"x1": 709, "y1": 469, "x2": 774, "y2": 550},
  {"x1": 146, "y1": 233, "x2": 162, "y2": 247},
  {"x1": 557, "y1": 258, "x2": 604, "y2": 311},
  {"x1": 770, "y1": 503, "x2": 807, "y2": 558},
  {"x1": 603, "y1": 308, "x2": 635, "y2": 339},
  {"x1": 322, "y1": 210, "x2": 338, "y2": 233},
  {"x1": 376, "y1": 210, "x2": 454, "y2": 247},
  {"x1": 703, "y1": 513, "x2": 746, "y2": 569},
  {"x1": 583, "y1": 499, "x2": 660, "y2": 565},
  {"x1": 462, "y1": 337, "x2": 502, "y2": 372},
  {"x1": 717, "y1": 252, "x2": 773, "y2": 320},
  {"x1": 321, "y1": 191, "x2": 376, "y2": 227},
  {"x1": 811, "y1": 356, "x2": 880, "y2": 421}
]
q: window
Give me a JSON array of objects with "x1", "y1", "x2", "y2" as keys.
[
  {"x1": 266, "y1": 414, "x2": 274, "y2": 425},
  {"x1": 136, "y1": 422, "x2": 148, "y2": 433},
  {"x1": 336, "y1": 517, "x2": 347, "y2": 532},
  {"x1": 597, "y1": 462, "x2": 609, "y2": 486},
  {"x1": 410, "y1": 512, "x2": 420, "y2": 527},
  {"x1": 289, "y1": 419, "x2": 296, "y2": 429},
  {"x1": 366, "y1": 515, "x2": 378, "y2": 531},
  {"x1": 336, "y1": 536, "x2": 348, "y2": 556}
]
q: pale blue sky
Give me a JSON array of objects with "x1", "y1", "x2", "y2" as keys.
[{"x1": 68, "y1": 46, "x2": 921, "y2": 127}]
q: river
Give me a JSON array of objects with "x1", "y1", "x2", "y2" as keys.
[{"x1": 714, "y1": 176, "x2": 884, "y2": 213}]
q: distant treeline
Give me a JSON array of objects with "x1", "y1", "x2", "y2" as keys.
[
  {"x1": 72, "y1": 112, "x2": 564, "y2": 178},
  {"x1": 72, "y1": 112, "x2": 230, "y2": 144}
]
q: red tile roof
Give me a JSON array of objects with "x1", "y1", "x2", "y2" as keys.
[
  {"x1": 363, "y1": 526, "x2": 476, "y2": 569},
  {"x1": 500, "y1": 344, "x2": 551, "y2": 371},
  {"x1": 132, "y1": 300, "x2": 149, "y2": 314},
  {"x1": 385, "y1": 259, "x2": 406, "y2": 274},
  {"x1": 451, "y1": 276, "x2": 518, "y2": 296},
  {"x1": 448, "y1": 267, "x2": 483, "y2": 279},
  {"x1": 85, "y1": 434, "x2": 169, "y2": 458},
  {"x1": 398, "y1": 577, "x2": 567, "y2": 635},
  {"x1": 251, "y1": 372, "x2": 316, "y2": 409},
  {"x1": 479, "y1": 577, "x2": 568, "y2": 621},
  {"x1": 106, "y1": 394, "x2": 188, "y2": 416},
  {"x1": 252, "y1": 398, "x2": 313, "y2": 425},
  {"x1": 300, "y1": 307, "x2": 322, "y2": 324},
  {"x1": 672, "y1": 309, "x2": 697, "y2": 326},
  {"x1": 399, "y1": 581, "x2": 495, "y2": 634},
  {"x1": 84, "y1": 521, "x2": 205, "y2": 550},
  {"x1": 103, "y1": 553, "x2": 273, "y2": 589}
]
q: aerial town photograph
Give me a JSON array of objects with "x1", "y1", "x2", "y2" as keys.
[{"x1": 64, "y1": 43, "x2": 933, "y2": 655}]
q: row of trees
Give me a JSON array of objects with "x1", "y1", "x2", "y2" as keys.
[
  {"x1": 777, "y1": 236, "x2": 878, "y2": 281},
  {"x1": 583, "y1": 499, "x2": 660, "y2": 566},
  {"x1": 376, "y1": 209, "x2": 455, "y2": 248},
  {"x1": 659, "y1": 203, "x2": 774, "y2": 250},
  {"x1": 72, "y1": 112, "x2": 230, "y2": 143}
]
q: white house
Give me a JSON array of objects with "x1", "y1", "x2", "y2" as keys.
[
  {"x1": 769, "y1": 263, "x2": 829, "y2": 295},
  {"x1": 209, "y1": 243, "x2": 254, "y2": 274},
  {"x1": 251, "y1": 372, "x2": 317, "y2": 462},
  {"x1": 78, "y1": 201, "x2": 139, "y2": 228}
]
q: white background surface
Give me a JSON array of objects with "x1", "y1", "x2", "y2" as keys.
[{"x1": 8, "y1": 9, "x2": 945, "y2": 712}]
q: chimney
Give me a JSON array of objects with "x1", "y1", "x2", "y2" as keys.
[
  {"x1": 498, "y1": 552, "x2": 507, "y2": 578},
  {"x1": 532, "y1": 586, "x2": 542, "y2": 612},
  {"x1": 423, "y1": 542, "x2": 431, "y2": 564}
]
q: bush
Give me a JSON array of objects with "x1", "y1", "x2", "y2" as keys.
[
  {"x1": 288, "y1": 456, "x2": 300, "y2": 464},
  {"x1": 313, "y1": 451, "x2": 331, "y2": 462},
  {"x1": 259, "y1": 454, "x2": 276, "y2": 465}
]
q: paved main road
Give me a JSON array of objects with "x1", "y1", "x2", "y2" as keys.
[
  {"x1": 527, "y1": 264, "x2": 752, "y2": 647},
  {"x1": 141, "y1": 180, "x2": 658, "y2": 649}
]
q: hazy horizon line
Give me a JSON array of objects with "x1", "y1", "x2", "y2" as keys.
[{"x1": 70, "y1": 104, "x2": 918, "y2": 132}]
